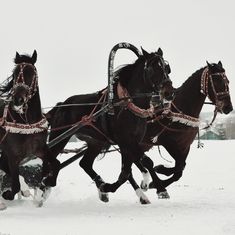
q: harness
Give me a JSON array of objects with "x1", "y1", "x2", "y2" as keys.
[
  {"x1": 0, "y1": 63, "x2": 48, "y2": 137},
  {"x1": 149, "y1": 66, "x2": 230, "y2": 143},
  {"x1": 117, "y1": 82, "x2": 155, "y2": 118}
]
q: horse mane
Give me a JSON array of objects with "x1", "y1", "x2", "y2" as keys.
[
  {"x1": 175, "y1": 67, "x2": 205, "y2": 94},
  {"x1": 115, "y1": 55, "x2": 145, "y2": 88},
  {"x1": 177, "y1": 63, "x2": 224, "y2": 94},
  {"x1": 0, "y1": 76, "x2": 14, "y2": 95}
]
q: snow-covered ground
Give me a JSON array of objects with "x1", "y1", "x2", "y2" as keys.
[{"x1": 0, "y1": 140, "x2": 235, "y2": 235}]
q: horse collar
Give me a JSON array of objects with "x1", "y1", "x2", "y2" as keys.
[
  {"x1": 117, "y1": 82, "x2": 155, "y2": 118},
  {"x1": 0, "y1": 104, "x2": 48, "y2": 134}
]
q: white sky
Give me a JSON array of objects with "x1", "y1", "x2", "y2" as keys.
[{"x1": 0, "y1": 0, "x2": 234, "y2": 113}]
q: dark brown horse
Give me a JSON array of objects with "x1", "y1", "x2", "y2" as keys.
[
  {"x1": 139, "y1": 61, "x2": 233, "y2": 197},
  {"x1": 47, "y1": 47, "x2": 174, "y2": 203},
  {"x1": 0, "y1": 51, "x2": 59, "y2": 208}
]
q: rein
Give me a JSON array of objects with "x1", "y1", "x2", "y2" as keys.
[
  {"x1": 48, "y1": 91, "x2": 114, "y2": 144},
  {"x1": 42, "y1": 92, "x2": 156, "y2": 111}
]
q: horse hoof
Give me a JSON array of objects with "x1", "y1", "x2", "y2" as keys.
[
  {"x1": 21, "y1": 190, "x2": 31, "y2": 197},
  {"x1": 34, "y1": 200, "x2": 43, "y2": 208},
  {"x1": 157, "y1": 191, "x2": 170, "y2": 199},
  {"x1": 98, "y1": 188, "x2": 109, "y2": 203},
  {"x1": 148, "y1": 181, "x2": 155, "y2": 189},
  {"x1": 140, "y1": 180, "x2": 149, "y2": 192},
  {"x1": 136, "y1": 188, "x2": 151, "y2": 204},
  {"x1": 2, "y1": 190, "x2": 14, "y2": 201},
  {"x1": 33, "y1": 188, "x2": 44, "y2": 207},
  {"x1": 154, "y1": 164, "x2": 165, "y2": 173},
  {"x1": 0, "y1": 202, "x2": 7, "y2": 211},
  {"x1": 42, "y1": 176, "x2": 56, "y2": 187},
  {"x1": 140, "y1": 197, "x2": 151, "y2": 205},
  {"x1": 42, "y1": 187, "x2": 52, "y2": 202}
]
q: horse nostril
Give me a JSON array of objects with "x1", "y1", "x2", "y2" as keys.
[
  {"x1": 163, "y1": 91, "x2": 174, "y2": 101},
  {"x1": 19, "y1": 97, "x2": 24, "y2": 104},
  {"x1": 14, "y1": 97, "x2": 24, "y2": 106},
  {"x1": 223, "y1": 105, "x2": 233, "y2": 114}
]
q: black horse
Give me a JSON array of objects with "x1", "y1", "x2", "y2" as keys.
[
  {"x1": 139, "y1": 61, "x2": 233, "y2": 197},
  {"x1": 0, "y1": 51, "x2": 59, "y2": 207},
  {"x1": 47, "y1": 47, "x2": 174, "y2": 203}
]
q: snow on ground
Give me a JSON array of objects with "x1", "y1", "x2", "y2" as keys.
[{"x1": 0, "y1": 140, "x2": 235, "y2": 235}]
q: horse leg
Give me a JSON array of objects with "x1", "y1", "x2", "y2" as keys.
[
  {"x1": 0, "y1": 168, "x2": 7, "y2": 210},
  {"x1": 160, "y1": 170, "x2": 184, "y2": 188},
  {"x1": 0, "y1": 198, "x2": 6, "y2": 210},
  {"x1": 128, "y1": 172, "x2": 150, "y2": 204},
  {"x1": 79, "y1": 142, "x2": 109, "y2": 203},
  {"x1": 19, "y1": 175, "x2": 31, "y2": 198},
  {"x1": 158, "y1": 159, "x2": 186, "y2": 188},
  {"x1": 42, "y1": 138, "x2": 68, "y2": 188},
  {"x1": 140, "y1": 155, "x2": 170, "y2": 199},
  {"x1": 2, "y1": 163, "x2": 20, "y2": 200},
  {"x1": 0, "y1": 153, "x2": 25, "y2": 201},
  {"x1": 99, "y1": 146, "x2": 133, "y2": 194},
  {"x1": 134, "y1": 161, "x2": 151, "y2": 191},
  {"x1": 32, "y1": 145, "x2": 61, "y2": 206},
  {"x1": 154, "y1": 165, "x2": 175, "y2": 176},
  {"x1": 150, "y1": 144, "x2": 188, "y2": 190},
  {"x1": 0, "y1": 152, "x2": 10, "y2": 174}
]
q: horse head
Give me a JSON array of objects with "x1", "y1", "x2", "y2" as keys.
[
  {"x1": 203, "y1": 61, "x2": 233, "y2": 114},
  {"x1": 141, "y1": 47, "x2": 173, "y2": 101},
  {"x1": 11, "y1": 50, "x2": 38, "y2": 113}
]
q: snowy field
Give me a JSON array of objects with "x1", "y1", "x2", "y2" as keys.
[{"x1": 0, "y1": 140, "x2": 235, "y2": 235}]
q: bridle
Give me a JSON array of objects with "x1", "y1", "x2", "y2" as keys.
[
  {"x1": 0, "y1": 62, "x2": 48, "y2": 135},
  {"x1": 200, "y1": 67, "x2": 230, "y2": 109},
  {"x1": 143, "y1": 53, "x2": 171, "y2": 92},
  {"x1": 11, "y1": 62, "x2": 38, "y2": 106},
  {"x1": 151, "y1": 66, "x2": 230, "y2": 129},
  {"x1": 115, "y1": 55, "x2": 172, "y2": 119}
]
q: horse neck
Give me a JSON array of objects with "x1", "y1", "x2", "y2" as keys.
[
  {"x1": 125, "y1": 64, "x2": 151, "y2": 108},
  {"x1": 26, "y1": 91, "x2": 43, "y2": 122},
  {"x1": 173, "y1": 69, "x2": 206, "y2": 118}
]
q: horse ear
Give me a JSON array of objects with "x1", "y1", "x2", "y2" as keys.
[
  {"x1": 218, "y1": 61, "x2": 223, "y2": 67},
  {"x1": 157, "y1": 48, "x2": 163, "y2": 56},
  {"x1": 141, "y1": 47, "x2": 149, "y2": 58},
  {"x1": 14, "y1": 52, "x2": 20, "y2": 64},
  {"x1": 206, "y1": 61, "x2": 214, "y2": 71},
  {"x1": 31, "y1": 50, "x2": 37, "y2": 64}
]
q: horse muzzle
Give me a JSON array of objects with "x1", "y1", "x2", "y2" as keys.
[
  {"x1": 217, "y1": 99, "x2": 233, "y2": 114},
  {"x1": 222, "y1": 104, "x2": 233, "y2": 114},
  {"x1": 160, "y1": 82, "x2": 175, "y2": 101}
]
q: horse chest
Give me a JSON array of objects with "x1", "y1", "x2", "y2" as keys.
[
  {"x1": 3, "y1": 132, "x2": 46, "y2": 157},
  {"x1": 111, "y1": 111, "x2": 147, "y2": 143}
]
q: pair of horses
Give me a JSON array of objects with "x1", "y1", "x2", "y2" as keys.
[
  {"x1": 0, "y1": 45, "x2": 174, "y2": 209},
  {"x1": 47, "y1": 52, "x2": 233, "y2": 202}
]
